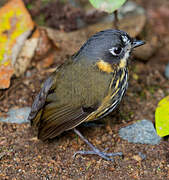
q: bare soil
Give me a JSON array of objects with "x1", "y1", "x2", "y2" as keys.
[{"x1": 0, "y1": 0, "x2": 169, "y2": 179}]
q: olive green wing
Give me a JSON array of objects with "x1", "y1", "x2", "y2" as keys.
[
  {"x1": 28, "y1": 68, "x2": 90, "y2": 141},
  {"x1": 37, "y1": 103, "x2": 88, "y2": 140}
]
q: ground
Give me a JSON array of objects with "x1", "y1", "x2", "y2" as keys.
[{"x1": 0, "y1": 0, "x2": 169, "y2": 179}]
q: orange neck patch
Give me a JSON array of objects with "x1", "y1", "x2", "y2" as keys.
[{"x1": 96, "y1": 60, "x2": 113, "y2": 73}]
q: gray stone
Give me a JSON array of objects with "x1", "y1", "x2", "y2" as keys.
[
  {"x1": 0, "y1": 107, "x2": 31, "y2": 124},
  {"x1": 165, "y1": 62, "x2": 169, "y2": 79},
  {"x1": 119, "y1": 119, "x2": 161, "y2": 145}
]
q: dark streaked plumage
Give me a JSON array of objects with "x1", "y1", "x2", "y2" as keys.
[{"x1": 28, "y1": 29, "x2": 144, "y2": 161}]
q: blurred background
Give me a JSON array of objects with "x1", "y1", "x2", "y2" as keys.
[{"x1": 0, "y1": 0, "x2": 168, "y2": 179}]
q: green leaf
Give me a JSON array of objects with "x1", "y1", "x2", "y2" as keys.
[
  {"x1": 26, "y1": 4, "x2": 33, "y2": 10},
  {"x1": 155, "y1": 96, "x2": 169, "y2": 137},
  {"x1": 89, "y1": 0, "x2": 126, "y2": 13}
]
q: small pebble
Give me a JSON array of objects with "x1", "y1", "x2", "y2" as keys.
[
  {"x1": 132, "y1": 155, "x2": 142, "y2": 161},
  {"x1": 164, "y1": 62, "x2": 169, "y2": 79},
  {"x1": 138, "y1": 152, "x2": 146, "y2": 160},
  {"x1": 119, "y1": 119, "x2": 161, "y2": 145},
  {"x1": 26, "y1": 70, "x2": 32, "y2": 78},
  {"x1": 0, "y1": 107, "x2": 31, "y2": 124}
]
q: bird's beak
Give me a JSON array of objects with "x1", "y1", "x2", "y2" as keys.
[{"x1": 132, "y1": 39, "x2": 145, "y2": 48}]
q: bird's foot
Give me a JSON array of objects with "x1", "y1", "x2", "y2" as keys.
[
  {"x1": 73, "y1": 148, "x2": 122, "y2": 162},
  {"x1": 73, "y1": 128, "x2": 123, "y2": 162}
]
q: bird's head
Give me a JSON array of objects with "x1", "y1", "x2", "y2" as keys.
[{"x1": 74, "y1": 29, "x2": 145, "y2": 72}]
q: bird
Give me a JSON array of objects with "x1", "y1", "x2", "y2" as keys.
[{"x1": 28, "y1": 29, "x2": 145, "y2": 161}]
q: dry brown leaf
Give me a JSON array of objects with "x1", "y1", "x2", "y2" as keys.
[{"x1": 0, "y1": 0, "x2": 34, "y2": 89}]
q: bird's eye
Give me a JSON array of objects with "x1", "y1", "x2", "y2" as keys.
[{"x1": 109, "y1": 47, "x2": 122, "y2": 56}]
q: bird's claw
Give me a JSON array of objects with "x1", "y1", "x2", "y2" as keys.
[
  {"x1": 73, "y1": 128, "x2": 123, "y2": 162},
  {"x1": 73, "y1": 149, "x2": 123, "y2": 162}
]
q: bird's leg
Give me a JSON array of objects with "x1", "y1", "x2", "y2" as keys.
[{"x1": 73, "y1": 128, "x2": 123, "y2": 162}]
